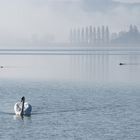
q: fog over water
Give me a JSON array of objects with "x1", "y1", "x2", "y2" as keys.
[
  {"x1": 0, "y1": 0, "x2": 139, "y2": 45},
  {"x1": 0, "y1": 1, "x2": 140, "y2": 140},
  {"x1": 0, "y1": 0, "x2": 139, "y2": 82},
  {"x1": 0, "y1": 48, "x2": 140, "y2": 85}
]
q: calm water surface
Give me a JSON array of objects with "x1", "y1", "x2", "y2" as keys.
[
  {"x1": 0, "y1": 80, "x2": 140, "y2": 140},
  {"x1": 0, "y1": 50, "x2": 140, "y2": 140}
]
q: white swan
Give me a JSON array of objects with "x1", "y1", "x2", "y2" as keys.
[{"x1": 14, "y1": 96, "x2": 32, "y2": 116}]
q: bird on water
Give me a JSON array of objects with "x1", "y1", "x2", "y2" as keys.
[
  {"x1": 119, "y1": 63, "x2": 126, "y2": 65},
  {"x1": 14, "y1": 96, "x2": 32, "y2": 116}
]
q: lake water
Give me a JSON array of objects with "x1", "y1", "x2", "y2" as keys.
[{"x1": 0, "y1": 49, "x2": 140, "y2": 140}]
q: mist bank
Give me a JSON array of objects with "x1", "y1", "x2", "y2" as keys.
[{"x1": 0, "y1": 0, "x2": 139, "y2": 46}]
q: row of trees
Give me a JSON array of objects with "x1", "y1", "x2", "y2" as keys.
[
  {"x1": 111, "y1": 25, "x2": 140, "y2": 44},
  {"x1": 70, "y1": 26, "x2": 110, "y2": 44}
]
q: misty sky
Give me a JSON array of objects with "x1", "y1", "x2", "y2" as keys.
[{"x1": 0, "y1": 0, "x2": 140, "y2": 45}]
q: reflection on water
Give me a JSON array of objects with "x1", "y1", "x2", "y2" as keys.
[
  {"x1": 71, "y1": 54, "x2": 140, "y2": 83},
  {"x1": 13, "y1": 115, "x2": 32, "y2": 121},
  {"x1": 0, "y1": 49, "x2": 140, "y2": 139},
  {"x1": 0, "y1": 49, "x2": 140, "y2": 83},
  {"x1": 71, "y1": 55, "x2": 109, "y2": 82}
]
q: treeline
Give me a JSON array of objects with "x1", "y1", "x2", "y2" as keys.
[
  {"x1": 70, "y1": 25, "x2": 140, "y2": 45},
  {"x1": 111, "y1": 25, "x2": 140, "y2": 44},
  {"x1": 70, "y1": 26, "x2": 110, "y2": 44}
]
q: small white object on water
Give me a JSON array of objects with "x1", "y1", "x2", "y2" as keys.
[{"x1": 14, "y1": 96, "x2": 32, "y2": 116}]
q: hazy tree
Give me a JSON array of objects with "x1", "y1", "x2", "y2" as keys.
[
  {"x1": 85, "y1": 27, "x2": 89, "y2": 44},
  {"x1": 73, "y1": 28, "x2": 76, "y2": 43},
  {"x1": 81, "y1": 27, "x2": 85, "y2": 44},
  {"x1": 105, "y1": 26, "x2": 110, "y2": 43},
  {"x1": 70, "y1": 29, "x2": 73, "y2": 43},
  {"x1": 93, "y1": 27, "x2": 96, "y2": 43},
  {"x1": 102, "y1": 25, "x2": 105, "y2": 43},
  {"x1": 132, "y1": 25, "x2": 140, "y2": 42},
  {"x1": 89, "y1": 25, "x2": 93, "y2": 44},
  {"x1": 97, "y1": 27, "x2": 101, "y2": 43},
  {"x1": 129, "y1": 24, "x2": 133, "y2": 33},
  {"x1": 77, "y1": 28, "x2": 80, "y2": 43},
  {"x1": 133, "y1": 25, "x2": 139, "y2": 34}
]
